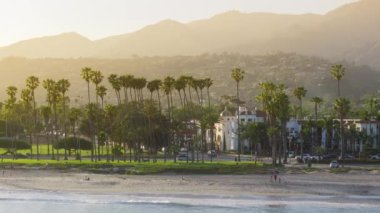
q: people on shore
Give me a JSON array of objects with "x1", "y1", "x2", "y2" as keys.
[{"x1": 270, "y1": 170, "x2": 280, "y2": 183}]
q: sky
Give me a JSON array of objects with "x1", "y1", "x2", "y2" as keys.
[{"x1": 0, "y1": 0, "x2": 358, "y2": 46}]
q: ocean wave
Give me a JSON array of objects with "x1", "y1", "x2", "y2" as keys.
[{"x1": 0, "y1": 189, "x2": 379, "y2": 210}]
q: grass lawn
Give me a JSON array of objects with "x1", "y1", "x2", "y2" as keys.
[{"x1": 0, "y1": 158, "x2": 270, "y2": 175}]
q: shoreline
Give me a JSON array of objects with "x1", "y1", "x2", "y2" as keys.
[{"x1": 0, "y1": 169, "x2": 379, "y2": 197}]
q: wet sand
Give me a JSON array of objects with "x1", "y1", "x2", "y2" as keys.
[{"x1": 0, "y1": 169, "x2": 379, "y2": 197}]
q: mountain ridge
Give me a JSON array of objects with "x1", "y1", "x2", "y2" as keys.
[{"x1": 0, "y1": 0, "x2": 379, "y2": 68}]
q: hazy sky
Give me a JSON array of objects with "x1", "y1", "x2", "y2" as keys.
[{"x1": 0, "y1": 0, "x2": 358, "y2": 46}]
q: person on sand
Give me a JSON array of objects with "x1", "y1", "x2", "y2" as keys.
[
  {"x1": 270, "y1": 171, "x2": 278, "y2": 182},
  {"x1": 274, "y1": 171, "x2": 277, "y2": 182}
]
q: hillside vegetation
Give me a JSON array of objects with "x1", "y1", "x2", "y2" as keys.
[{"x1": 0, "y1": 53, "x2": 379, "y2": 106}]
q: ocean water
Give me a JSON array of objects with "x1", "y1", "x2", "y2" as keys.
[{"x1": 0, "y1": 190, "x2": 379, "y2": 213}]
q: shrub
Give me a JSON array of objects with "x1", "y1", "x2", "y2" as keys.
[
  {"x1": 0, "y1": 138, "x2": 31, "y2": 150},
  {"x1": 54, "y1": 137, "x2": 92, "y2": 150}
]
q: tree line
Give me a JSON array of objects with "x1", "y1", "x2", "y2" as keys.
[
  {"x1": 0, "y1": 67, "x2": 219, "y2": 163},
  {"x1": 0, "y1": 64, "x2": 379, "y2": 165}
]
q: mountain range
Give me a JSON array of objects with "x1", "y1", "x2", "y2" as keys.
[{"x1": 0, "y1": 0, "x2": 379, "y2": 69}]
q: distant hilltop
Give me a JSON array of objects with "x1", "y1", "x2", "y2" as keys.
[{"x1": 0, "y1": 0, "x2": 379, "y2": 69}]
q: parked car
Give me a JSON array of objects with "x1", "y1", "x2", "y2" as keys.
[
  {"x1": 369, "y1": 153, "x2": 380, "y2": 160},
  {"x1": 339, "y1": 154, "x2": 354, "y2": 160},
  {"x1": 288, "y1": 151, "x2": 295, "y2": 158},
  {"x1": 295, "y1": 154, "x2": 311, "y2": 162},
  {"x1": 207, "y1": 150, "x2": 217, "y2": 157},
  {"x1": 310, "y1": 155, "x2": 323, "y2": 161},
  {"x1": 177, "y1": 152, "x2": 193, "y2": 161},
  {"x1": 323, "y1": 154, "x2": 338, "y2": 160},
  {"x1": 329, "y1": 160, "x2": 340, "y2": 168}
]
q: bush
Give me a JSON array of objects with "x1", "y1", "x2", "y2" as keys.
[
  {"x1": 54, "y1": 137, "x2": 92, "y2": 150},
  {"x1": 0, "y1": 138, "x2": 31, "y2": 150}
]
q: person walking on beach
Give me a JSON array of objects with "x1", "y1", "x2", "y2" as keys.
[{"x1": 270, "y1": 170, "x2": 280, "y2": 183}]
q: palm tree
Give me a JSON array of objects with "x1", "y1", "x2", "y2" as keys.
[
  {"x1": 197, "y1": 79, "x2": 206, "y2": 107},
  {"x1": 257, "y1": 82, "x2": 287, "y2": 165},
  {"x1": 108, "y1": 74, "x2": 121, "y2": 104},
  {"x1": 43, "y1": 79, "x2": 57, "y2": 159},
  {"x1": 310, "y1": 97, "x2": 323, "y2": 155},
  {"x1": 26, "y1": 76, "x2": 40, "y2": 159},
  {"x1": 146, "y1": 79, "x2": 162, "y2": 112},
  {"x1": 104, "y1": 104, "x2": 116, "y2": 162},
  {"x1": 277, "y1": 91, "x2": 290, "y2": 164},
  {"x1": 365, "y1": 97, "x2": 378, "y2": 118},
  {"x1": 68, "y1": 107, "x2": 82, "y2": 161},
  {"x1": 21, "y1": 88, "x2": 33, "y2": 158},
  {"x1": 81, "y1": 67, "x2": 96, "y2": 161},
  {"x1": 231, "y1": 68, "x2": 245, "y2": 161},
  {"x1": 56, "y1": 79, "x2": 70, "y2": 160},
  {"x1": 204, "y1": 78, "x2": 213, "y2": 109},
  {"x1": 178, "y1": 76, "x2": 189, "y2": 105},
  {"x1": 119, "y1": 75, "x2": 134, "y2": 101},
  {"x1": 135, "y1": 77, "x2": 147, "y2": 101},
  {"x1": 40, "y1": 105, "x2": 51, "y2": 156},
  {"x1": 184, "y1": 76, "x2": 194, "y2": 103},
  {"x1": 90, "y1": 70, "x2": 104, "y2": 161},
  {"x1": 81, "y1": 67, "x2": 93, "y2": 104},
  {"x1": 334, "y1": 98, "x2": 350, "y2": 159},
  {"x1": 174, "y1": 78, "x2": 186, "y2": 107},
  {"x1": 189, "y1": 78, "x2": 200, "y2": 104},
  {"x1": 90, "y1": 71, "x2": 104, "y2": 106},
  {"x1": 293, "y1": 87, "x2": 307, "y2": 119},
  {"x1": 162, "y1": 76, "x2": 175, "y2": 162},
  {"x1": 96, "y1": 85, "x2": 107, "y2": 110},
  {"x1": 120, "y1": 75, "x2": 134, "y2": 103},
  {"x1": 5, "y1": 86, "x2": 18, "y2": 159},
  {"x1": 330, "y1": 64, "x2": 345, "y2": 97}
]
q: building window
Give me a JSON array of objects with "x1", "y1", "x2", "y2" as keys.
[
  {"x1": 248, "y1": 119, "x2": 252, "y2": 122},
  {"x1": 241, "y1": 119, "x2": 245, "y2": 122}
]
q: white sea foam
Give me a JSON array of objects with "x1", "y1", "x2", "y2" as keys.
[{"x1": 0, "y1": 189, "x2": 379, "y2": 213}]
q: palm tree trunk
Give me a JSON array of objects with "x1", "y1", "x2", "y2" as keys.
[
  {"x1": 340, "y1": 116, "x2": 345, "y2": 158},
  {"x1": 207, "y1": 88, "x2": 210, "y2": 109},
  {"x1": 129, "y1": 88, "x2": 133, "y2": 102},
  {"x1": 177, "y1": 90, "x2": 183, "y2": 107},
  {"x1": 338, "y1": 80, "x2": 341, "y2": 97},
  {"x1": 237, "y1": 82, "x2": 240, "y2": 162},
  {"x1": 200, "y1": 89, "x2": 204, "y2": 107},
  {"x1": 195, "y1": 89, "x2": 200, "y2": 105},
  {"x1": 188, "y1": 86, "x2": 192, "y2": 103},
  {"x1": 282, "y1": 123, "x2": 288, "y2": 164},
  {"x1": 124, "y1": 87, "x2": 128, "y2": 103},
  {"x1": 182, "y1": 89, "x2": 188, "y2": 106},
  {"x1": 156, "y1": 90, "x2": 162, "y2": 113},
  {"x1": 63, "y1": 95, "x2": 68, "y2": 160},
  {"x1": 271, "y1": 135, "x2": 277, "y2": 165},
  {"x1": 29, "y1": 133, "x2": 33, "y2": 159},
  {"x1": 164, "y1": 94, "x2": 170, "y2": 163},
  {"x1": 87, "y1": 81, "x2": 94, "y2": 162}
]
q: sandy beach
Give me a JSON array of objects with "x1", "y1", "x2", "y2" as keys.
[{"x1": 0, "y1": 168, "x2": 379, "y2": 197}]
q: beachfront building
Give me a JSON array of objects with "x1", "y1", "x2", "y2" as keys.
[
  {"x1": 285, "y1": 118, "x2": 380, "y2": 154},
  {"x1": 340, "y1": 119, "x2": 379, "y2": 152},
  {"x1": 215, "y1": 106, "x2": 265, "y2": 151}
]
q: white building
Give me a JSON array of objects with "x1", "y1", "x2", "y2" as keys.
[
  {"x1": 215, "y1": 106, "x2": 265, "y2": 151},
  {"x1": 286, "y1": 119, "x2": 302, "y2": 138},
  {"x1": 343, "y1": 119, "x2": 379, "y2": 152},
  {"x1": 285, "y1": 118, "x2": 380, "y2": 152}
]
